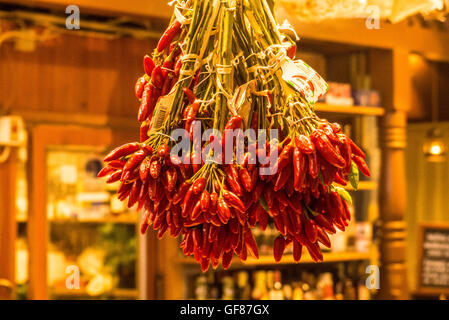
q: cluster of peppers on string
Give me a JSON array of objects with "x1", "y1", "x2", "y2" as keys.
[{"x1": 98, "y1": 0, "x2": 371, "y2": 272}]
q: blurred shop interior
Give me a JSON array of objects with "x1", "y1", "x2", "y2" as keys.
[{"x1": 0, "y1": 0, "x2": 449, "y2": 300}]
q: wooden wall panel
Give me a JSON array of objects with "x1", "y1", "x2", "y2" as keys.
[
  {"x1": 0, "y1": 0, "x2": 171, "y2": 19},
  {"x1": 0, "y1": 32, "x2": 157, "y2": 119}
]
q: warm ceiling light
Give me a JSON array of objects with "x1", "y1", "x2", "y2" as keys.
[{"x1": 423, "y1": 128, "x2": 447, "y2": 162}]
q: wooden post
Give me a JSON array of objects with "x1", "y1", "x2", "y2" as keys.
[
  {"x1": 371, "y1": 49, "x2": 409, "y2": 299},
  {"x1": 0, "y1": 147, "x2": 18, "y2": 300}
]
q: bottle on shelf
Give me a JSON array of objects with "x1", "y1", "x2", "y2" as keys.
[
  {"x1": 269, "y1": 270, "x2": 284, "y2": 300},
  {"x1": 251, "y1": 271, "x2": 268, "y2": 300},
  {"x1": 237, "y1": 271, "x2": 251, "y2": 300},
  {"x1": 222, "y1": 276, "x2": 235, "y2": 300}
]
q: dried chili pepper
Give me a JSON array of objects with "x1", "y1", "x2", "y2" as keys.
[
  {"x1": 143, "y1": 55, "x2": 155, "y2": 76},
  {"x1": 135, "y1": 76, "x2": 147, "y2": 99},
  {"x1": 273, "y1": 236, "x2": 286, "y2": 262},
  {"x1": 295, "y1": 135, "x2": 315, "y2": 154},
  {"x1": 157, "y1": 20, "x2": 182, "y2": 53},
  {"x1": 310, "y1": 130, "x2": 346, "y2": 169},
  {"x1": 104, "y1": 143, "x2": 140, "y2": 162},
  {"x1": 352, "y1": 155, "x2": 371, "y2": 177}
]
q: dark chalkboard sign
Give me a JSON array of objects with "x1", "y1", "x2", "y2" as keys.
[{"x1": 417, "y1": 223, "x2": 449, "y2": 295}]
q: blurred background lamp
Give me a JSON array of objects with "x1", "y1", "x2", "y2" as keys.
[{"x1": 423, "y1": 128, "x2": 447, "y2": 162}]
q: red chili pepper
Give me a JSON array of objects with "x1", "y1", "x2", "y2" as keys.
[
  {"x1": 338, "y1": 134, "x2": 352, "y2": 174},
  {"x1": 123, "y1": 149, "x2": 146, "y2": 174},
  {"x1": 263, "y1": 186, "x2": 275, "y2": 210},
  {"x1": 191, "y1": 201, "x2": 203, "y2": 220},
  {"x1": 239, "y1": 167, "x2": 253, "y2": 192},
  {"x1": 192, "y1": 177, "x2": 206, "y2": 195},
  {"x1": 139, "y1": 157, "x2": 151, "y2": 181},
  {"x1": 304, "y1": 218, "x2": 318, "y2": 243},
  {"x1": 293, "y1": 147, "x2": 304, "y2": 191},
  {"x1": 293, "y1": 239, "x2": 302, "y2": 262},
  {"x1": 341, "y1": 198, "x2": 352, "y2": 221},
  {"x1": 329, "y1": 190, "x2": 345, "y2": 222},
  {"x1": 222, "y1": 115, "x2": 243, "y2": 148},
  {"x1": 174, "y1": 54, "x2": 183, "y2": 76},
  {"x1": 251, "y1": 181, "x2": 264, "y2": 205},
  {"x1": 306, "y1": 241, "x2": 323, "y2": 262},
  {"x1": 223, "y1": 190, "x2": 245, "y2": 213},
  {"x1": 107, "y1": 159, "x2": 126, "y2": 170},
  {"x1": 184, "y1": 102, "x2": 200, "y2": 130},
  {"x1": 243, "y1": 227, "x2": 259, "y2": 259},
  {"x1": 165, "y1": 167, "x2": 177, "y2": 192},
  {"x1": 140, "y1": 211, "x2": 152, "y2": 235},
  {"x1": 151, "y1": 65, "x2": 164, "y2": 89},
  {"x1": 225, "y1": 165, "x2": 243, "y2": 196},
  {"x1": 117, "y1": 179, "x2": 132, "y2": 196},
  {"x1": 135, "y1": 76, "x2": 147, "y2": 99},
  {"x1": 254, "y1": 204, "x2": 267, "y2": 231},
  {"x1": 199, "y1": 190, "x2": 210, "y2": 213},
  {"x1": 147, "y1": 86, "x2": 161, "y2": 121},
  {"x1": 314, "y1": 213, "x2": 336, "y2": 234},
  {"x1": 331, "y1": 122, "x2": 342, "y2": 133},
  {"x1": 295, "y1": 135, "x2": 315, "y2": 154},
  {"x1": 161, "y1": 74, "x2": 172, "y2": 96},
  {"x1": 217, "y1": 198, "x2": 231, "y2": 224},
  {"x1": 352, "y1": 155, "x2": 371, "y2": 177},
  {"x1": 310, "y1": 130, "x2": 346, "y2": 169},
  {"x1": 138, "y1": 83, "x2": 152, "y2": 122},
  {"x1": 272, "y1": 145, "x2": 293, "y2": 175},
  {"x1": 307, "y1": 151, "x2": 319, "y2": 179},
  {"x1": 209, "y1": 192, "x2": 218, "y2": 213},
  {"x1": 347, "y1": 137, "x2": 366, "y2": 159},
  {"x1": 143, "y1": 55, "x2": 155, "y2": 76},
  {"x1": 104, "y1": 143, "x2": 140, "y2": 162},
  {"x1": 128, "y1": 180, "x2": 142, "y2": 208},
  {"x1": 183, "y1": 87, "x2": 196, "y2": 104},
  {"x1": 221, "y1": 250, "x2": 233, "y2": 270},
  {"x1": 273, "y1": 212, "x2": 286, "y2": 235},
  {"x1": 149, "y1": 159, "x2": 161, "y2": 179},
  {"x1": 157, "y1": 20, "x2": 182, "y2": 53},
  {"x1": 97, "y1": 166, "x2": 116, "y2": 178},
  {"x1": 157, "y1": 144, "x2": 170, "y2": 158},
  {"x1": 286, "y1": 194, "x2": 302, "y2": 216},
  {"x1": 319, "y1": 123, "x2": 340, "y2": 144},
  {"x1": 274, "y1": 165, "x2": 292, "y2": 192},
  {"x1": 273, "y1": 236, "x2": 286, "y2": 262},
  {"x1": 321, "y1": 158, "x2": 338, "y2": 186},
  {"x1": 317, "y1": 227, "x2": 331, "y2": 248},
  {"x1": 334, "y1": 171, "x2": 347, "y2": 186}
]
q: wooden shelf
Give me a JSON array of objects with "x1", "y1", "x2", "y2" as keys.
[
  {"x1": 314, "y1": 103, "x2": 385, "y2": 116},
  {"x1": 49, "y1": 215, "x2": 137, "y2": 225},
  {"x1": 343, "y1": 180, "x2": 378, "y2": 191},
  {"x1": 51, "y1": 287, "x2": 138, "y2": 299},
  {"x1": 178, "y1": 251, "x2": 371, "y2": 269}
]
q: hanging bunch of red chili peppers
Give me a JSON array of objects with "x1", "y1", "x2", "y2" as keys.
[{"x1": 99, "y1": 0, "x2": 371, "y2": 272}]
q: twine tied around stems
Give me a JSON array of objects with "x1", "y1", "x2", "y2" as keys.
[{"x1": 180, "y1": 53, "x2": 201, "y2": 76}]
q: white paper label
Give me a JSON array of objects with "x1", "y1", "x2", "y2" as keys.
[
  {"x1": 149, "y1": 91, "x2": 175, "y2": 134},
  {"x1": 281, "y1": 58, "x2": 328, "y2": 103}
]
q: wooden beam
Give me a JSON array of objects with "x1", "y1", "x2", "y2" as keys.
[
  {"x1": 278, "y1": 10, "x2": 449, "y2": 62},
  {"x1": 0, "y1": 0, "x2": 171, "y2": 19},
  {"x1": 0, "y1": 148, "x2": 18, "y2": 300},
  {"x1": 371, "y1": 49, "x2": 409, "y2": 299}
]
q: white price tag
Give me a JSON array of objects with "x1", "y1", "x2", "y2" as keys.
[{"x1": 281, "y1": 58, "x2": 328, "y2": 103}]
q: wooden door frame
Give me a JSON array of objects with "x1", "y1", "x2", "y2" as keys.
[
  {"x1": 0, "y1": 148, "x2": 19, "y2": 299},
  {"x1": 27, "y1": 124, "x2": 154, "y2": 299}
]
